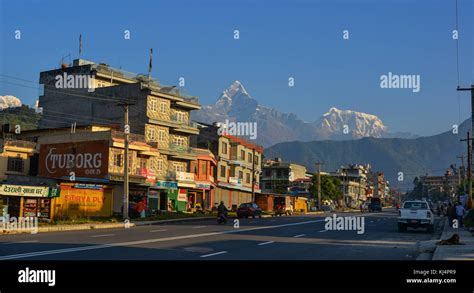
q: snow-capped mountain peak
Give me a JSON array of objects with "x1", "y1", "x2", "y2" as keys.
[
  {"x1": 315, "y1": 107, "x2": 388, "y2": 138},
  {"x1": 0, "y1": 95, "x2": 22, "y2": 110},
  {"x1": 192, "y1": 80, "x2": 414, "y2": 146}
]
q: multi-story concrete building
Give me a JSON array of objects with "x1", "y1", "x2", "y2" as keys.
[
  {"x1": 194, "y1": 122, "x2": 262, "y2": 210},
  {"x1": 368, "y1": 171, "x2": 387, "y2": 200},
  {"x1": 419, "y1": 169, "x2": 460, "y2": 199},
  {"x1": 331, "y1": 164, "x2": 370, "y2": 207},
  {"x1": 0, "y1": 125, "x2": 58, "y2": 220},
  {"x1": 37, "y1": 59, "x2": 201, "y2": 212},
  {"x1": 18, "y1": 125, "x2": 163, "y2": 219},
  {"x1": 259, "y1": 158, "x2": 310, "y2": 212}
]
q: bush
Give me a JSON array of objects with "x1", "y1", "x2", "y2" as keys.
[{"x1": 463, "y1": 209, "x2": 474, "y2": 228}]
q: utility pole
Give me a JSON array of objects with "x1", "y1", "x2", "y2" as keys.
[
  {"x1": 457, "y1": 155, "x2": 464, "y2": 191},
  {"x1": 460, "y1": 131, "x2": 472, "y2": 205},
  {"x1": 458, "y1": 85, "x2": 474, "y2": 206},
  {"x1": 251, "y1": 148, "x2": 256, "y2": 203},
  {"x1": 315, "y1": 162, "x2": 324, "y2": 210},
  {"x1": 118, "y1": 102, "x2": 135, "y2": 220}
]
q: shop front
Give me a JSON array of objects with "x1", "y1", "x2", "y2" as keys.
[
  {"x1": 154, "y1": 180, "x2": 180, "y2": 212},
  {"x1": 0, "y1": 184, "x2": 59, "y2": 219},
  {"x1": 188, "y1": 182, "x2": 213, "y2": 210},
  {"x1": 53, "y1": 183, "x2": 113, "y2": 219}
]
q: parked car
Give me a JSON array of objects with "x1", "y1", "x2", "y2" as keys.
[
  {"x1": 368, "y1": 198, "x2": 382, "y2": 212},
  {"x1": 237, "y1": 203, "x2": 262, "y2": 218},
  {"x1": 398, "y1": 200, "x2": 434, "y2": 233}
]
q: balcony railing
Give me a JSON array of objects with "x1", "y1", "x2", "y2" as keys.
[
  {"x1": 170, "y1": 114, "x2": 198, "y2": 128},
  {"x1": 2, "y1": 139, "x2": 36, "y2": 149},
  {"x1": 169, "y1": 143, "x2": 195, "y2": 154},
  {"x1": 111, "y1": 130, "x2": 146, "y2": 143}
]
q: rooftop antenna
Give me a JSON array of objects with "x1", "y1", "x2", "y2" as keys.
[
  {"x1": 148, "y1": 48, "x2": 153, "y2": 86},
  {"x1": 79, "y1": 33, "x2": 83, "y2": 59},
  {"x1": 59, "y1": 53, "x2": 71, "y2": 68}
]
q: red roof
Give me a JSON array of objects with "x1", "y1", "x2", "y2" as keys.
[{"x1": 223, "y1": 134, "x2": 264, "y2": 153}]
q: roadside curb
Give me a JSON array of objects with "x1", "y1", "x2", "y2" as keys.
[
  {"x1": 416, "y1": 217, "x2": 446, "y2": 260},
  {"x1": 133, "y1": 216, "x2": 214, "y2": 226},
  {"x1": 1, "y1": 222, "x2": 132, "y2": 235}
]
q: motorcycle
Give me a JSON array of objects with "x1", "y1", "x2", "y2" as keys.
[{"x1": 217, "y1": 213, "x2": 227, "y2": 224}]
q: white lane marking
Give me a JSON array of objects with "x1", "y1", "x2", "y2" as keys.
[
  {"x1": 0, "y1": 218, "x2": 324, "y2": 260},
  {"x1": 293, "y1": 234, "x2": 305, "y2": 238},
  {"x1": 200, "y1": 251, "x2": 227, "y2": 258},
  {"x1": 318, "y1": 230, "x2": 328, "y2": 233},
  {"x1": 258, "y1": 241, "x2": 274, "y2": 246},
  {"x1": 2, "y1": 240, "x2": 38, "y2": 245},
  {"x1": 149, "y1": 229, "x2": 167, "y2": 233},
  {"x1": 90, "y1": 234, "x2": 115, "y2": 238},
  {"x1": 192, "y1": 226, "x2": 206, "y2": 229}
]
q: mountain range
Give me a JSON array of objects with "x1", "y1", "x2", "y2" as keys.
[
  {"x1": 193, "y1": 81, "x2": 464, "y2": 189},
  {"x1": 265, "y1": 118, "x2": 468, "y2": 189},
  {"x1": 192, "y1": 80, "x2": 417, "y2": 147}
]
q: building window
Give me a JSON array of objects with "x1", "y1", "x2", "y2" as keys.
[
  {"x1": 158, "y1": 130, "x2": 165, "y2": 142},
  {"x1": 175, "y1": 112, "x2": 186, "y2": 122},
  {"x1": 173, "y1": 136, "x2": 186, "y2": 147},
  {"x1": 240, "y1": 150, "x2": 245, "y2": 161},
  {"x1": 246, "y1": 173, "x2": 251, "y2": 184},
  {"x1": 160, "y1": 102, "x2": 166, "y2": 114},
  {"x1": 149, "y1": 128, "x2": 156, "y2": 141},
  {"x1": 113, "y1": 154, "x2": 123, "y2": 167},
  {"x1": 175, "y1": 164, "x2": 185, "y2": 172},
  {"x1": 255, "y1": 155, "x2": 259, "y2": 165},
  {"x1": 139, "y1": 158, "x2": 147, "y2": 170},
  {"x1": 265, "y1": 170, "x2": 271, "y2": 177},
  {"x1": 157, "y1": 160, "x2": 163, "y2": 171},
  {"x1": 265, "y1": 182, "x2": 272, "y2": 189},
  {"x1": 238, "y1": 171, "x2": 243, "y2": 179},
  {"x1": 220, "y1": 165, "x2": 226, "y2": 178},
  {"x1": 151, "y1": 98, "x2": 158, "y2": 112},
  {"x1": 200, "y1": 162, "x2": 207, "y2": 175},
  {"x1": 248, "y1": 153, "x2": 253, "y2": 163},
  {"x1": 277, "y1": 170, "x2": 282, "y2": 177},
  {"x1": 7, "y1": 157, "x2": 24, "y2": 172},
  {"x1": 221, "y1": 142, "x2": 227, "y2": 155}
]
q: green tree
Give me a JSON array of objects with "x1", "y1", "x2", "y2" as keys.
[{"x1": 310, "y1": 174, "x2": 343, "y2": 201}]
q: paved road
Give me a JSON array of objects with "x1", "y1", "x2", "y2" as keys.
[{"x1": 0, "y1": 208, "x2": 443, "y2": 260}]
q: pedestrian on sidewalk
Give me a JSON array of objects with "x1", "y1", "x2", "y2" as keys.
[
  {"x1": 447, "y1": 203, "x2": 455, "y2": 227},
  {"x1": 455, "y1": 202, "x2": 466, "y2": 228}
]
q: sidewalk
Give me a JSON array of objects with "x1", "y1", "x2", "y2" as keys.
[{"x1": 432, "y1": 219, "x2": 474, "y2": 260}]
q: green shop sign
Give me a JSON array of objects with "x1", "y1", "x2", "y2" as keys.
[{"x1": 155, "y1": 181, "x2": 178, "y2": 189}]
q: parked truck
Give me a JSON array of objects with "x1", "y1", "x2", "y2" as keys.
[{"x1": 397, "y1": 200, "x2": 434, "y2": 233}]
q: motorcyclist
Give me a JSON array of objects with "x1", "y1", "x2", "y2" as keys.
[{"x1": 217, "y1": 201, "x2": 228, "y2": 218}]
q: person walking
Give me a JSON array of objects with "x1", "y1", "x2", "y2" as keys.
[{"x1": 455, "y1": 202, "x2": 466, "y2": 228}]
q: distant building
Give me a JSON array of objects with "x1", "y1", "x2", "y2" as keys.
[
  {"x1": 419, "y1": 169, "x2": 459, "y2": 199},
  {"x1": 258, "y1": 158, "x2": 310, "y2": 212},
  {"x1": 331, "y1": 164, "x2": 370, "y2": 207}
]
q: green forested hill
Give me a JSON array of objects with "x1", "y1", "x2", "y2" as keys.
[{"x1": 0, "y1": 105, "x2": 41, "y2": 130}]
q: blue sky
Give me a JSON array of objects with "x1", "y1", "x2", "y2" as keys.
[{"x1": 0, "y1": 0, "x2": 472, "y2": 136}]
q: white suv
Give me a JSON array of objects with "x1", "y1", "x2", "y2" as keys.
[{"x1": 397, "y1": 200, "x2": 435, "y2": 233}]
